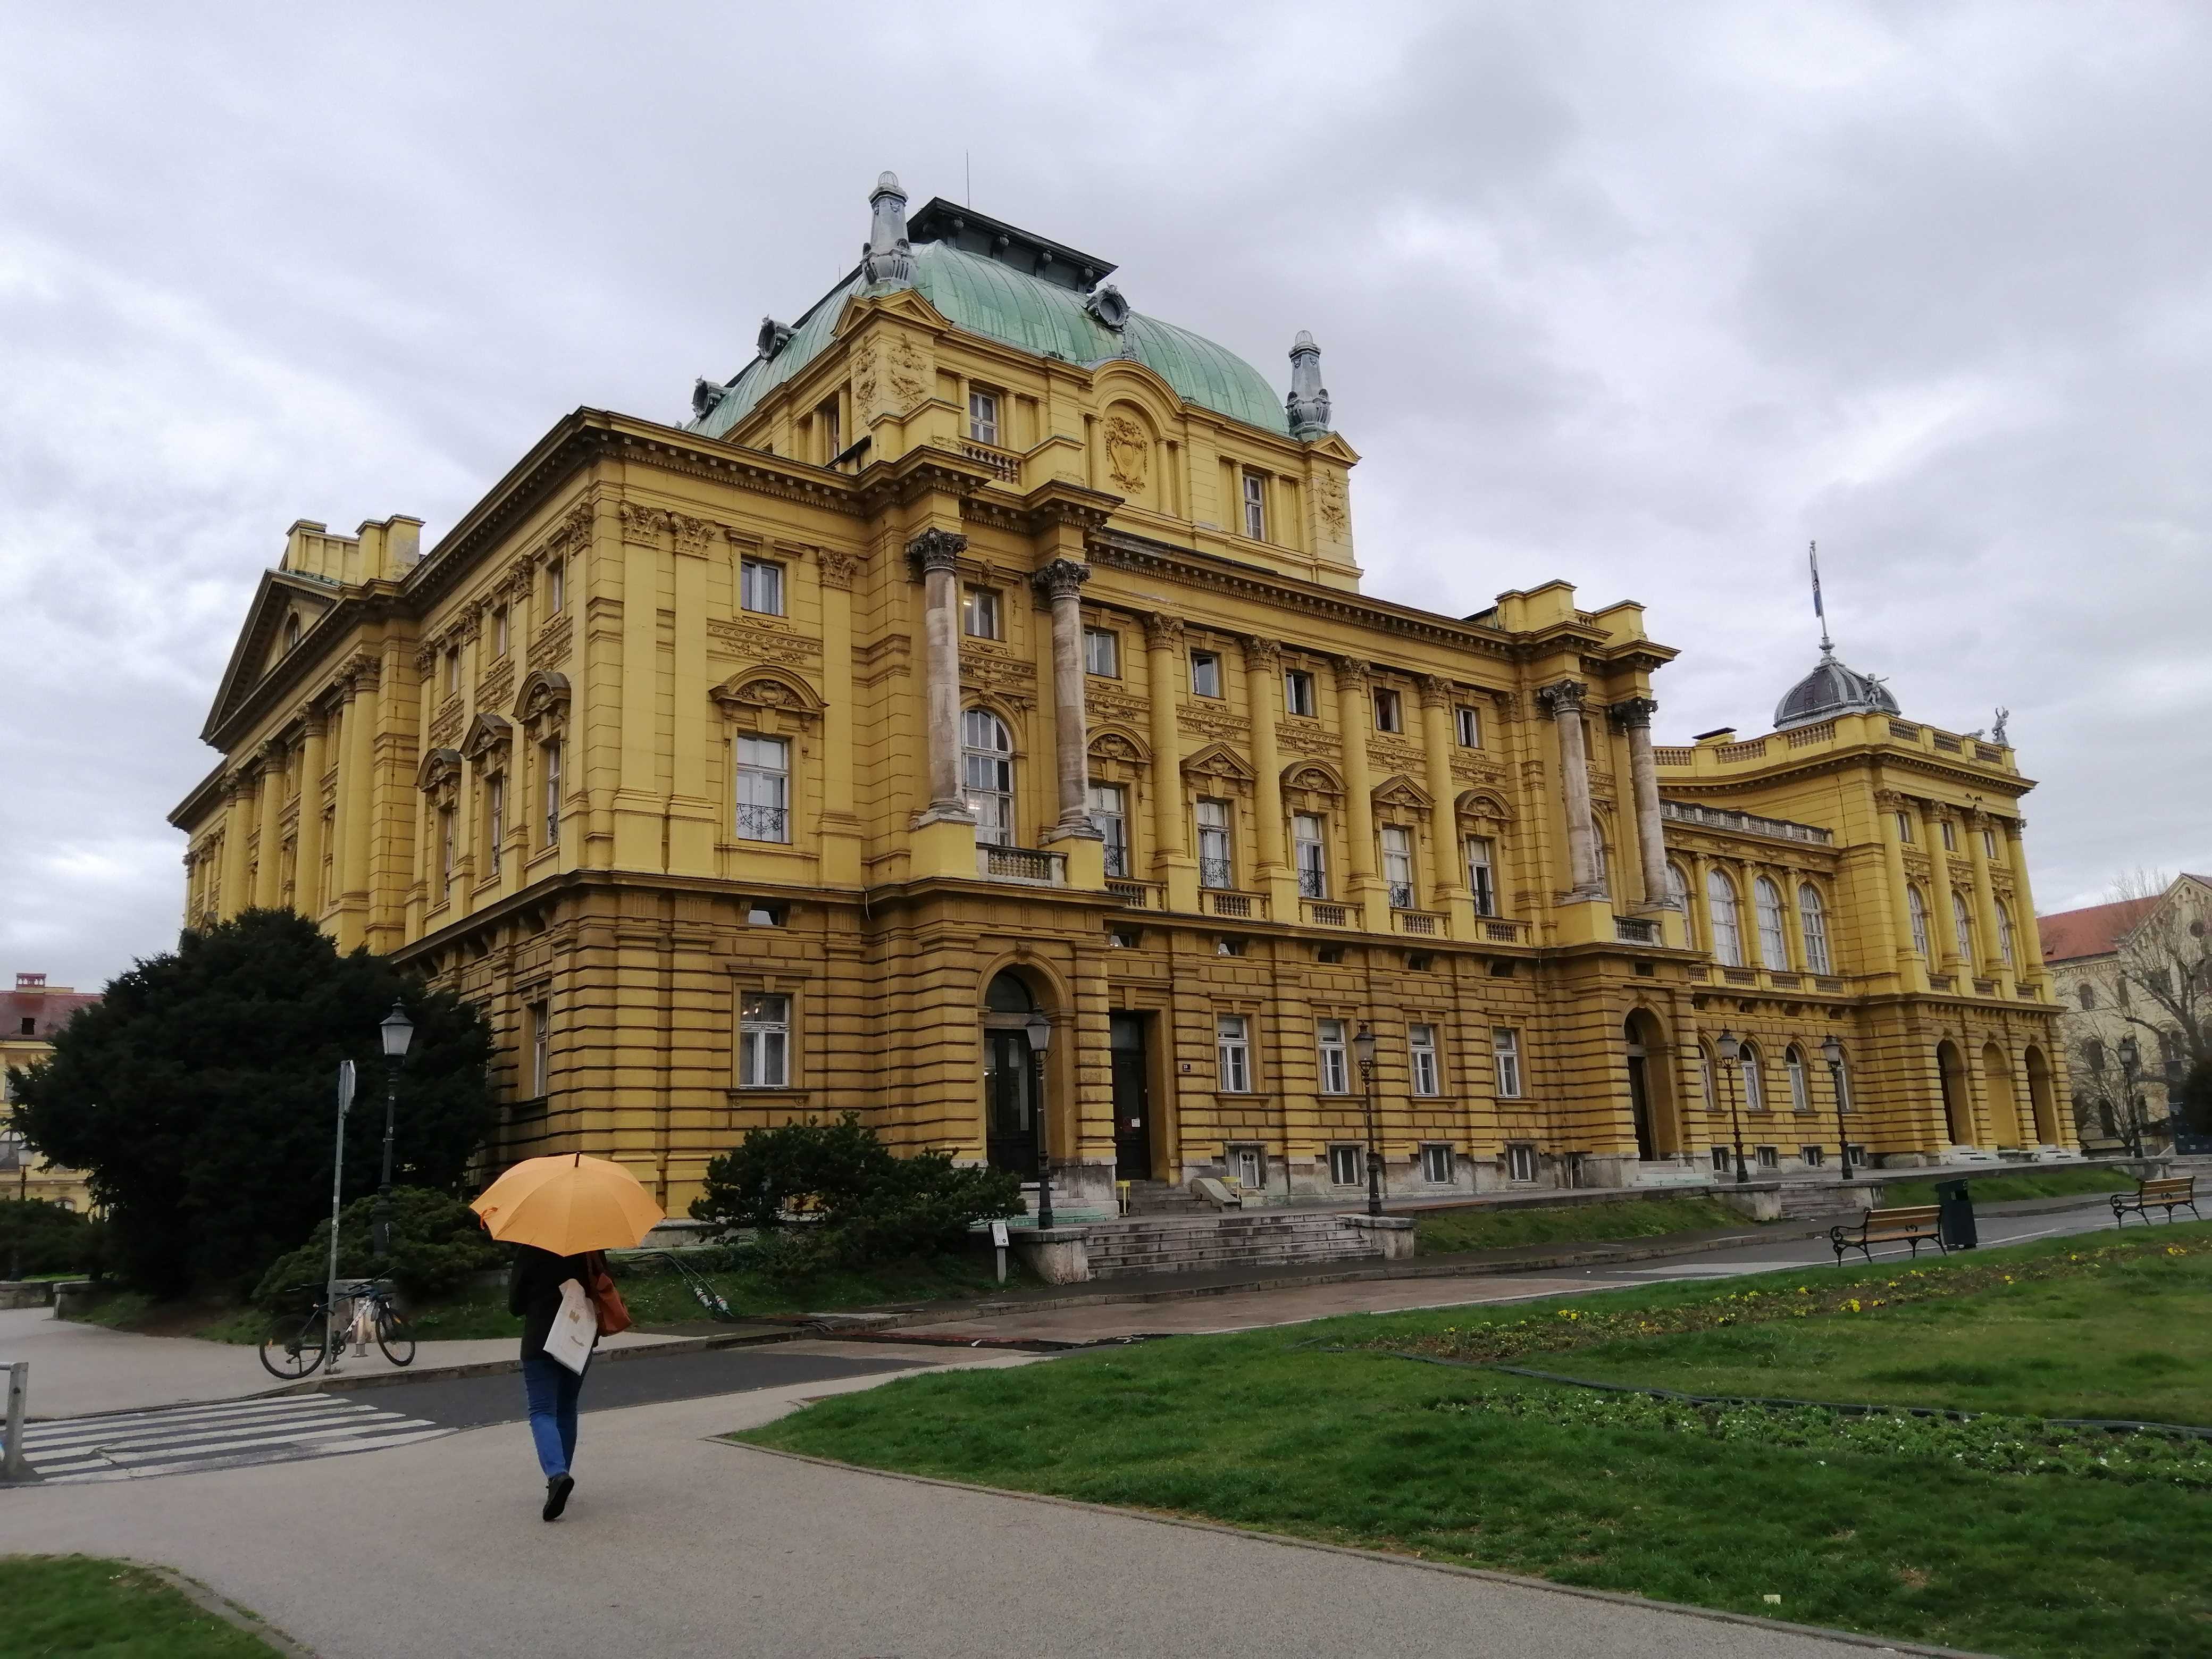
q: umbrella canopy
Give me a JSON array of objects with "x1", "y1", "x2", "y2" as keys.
[{"x1": 471, "y1": 1153, "x2": 665, "y2": 1255}]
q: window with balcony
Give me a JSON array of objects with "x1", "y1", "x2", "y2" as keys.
[
  {"x1": 968, "y1": 388, "x2": 1000, "y2": 446},
  {"x1": 961, "y1": 709, "x2": 1015, "y2": 847},
  {"x1": 962, "y1": 587, "x2": 1001, "y2": 640},
  {"x1": 1798, "y1": 883, "x2": 1831, "y2": 974},
  {"x1": 1088, "y1": 783, "x2": 1129, "y2": 877},
  {"x1": 1242, "y1": 471, "x2": 1267, "y2": 540},
  {"x1": 1189, "y1": 650, "x2": 1222, "y2": 698},
  {"x1": 1216, "y1": 1015, "x2": 1252, "y2": 1092},
  {"x1": 739, "y1": 992, "x2": 791, "y2": 1087},
  {"x1": 1316, "y1": 1019, "x2": 1351, "y2": 1094},
  {"x1": 1284, "y1": 668, "x2": 1317, "y2": 718},
  {"x1": 1083, "y1": 627, "x2": 1119, "y2": 677},
  {"x1": 1294, "y1": 814, "x2": 1328, "y2": 899},
  {"x1": 741, "y1": 558, "x2": 786, "y2": 616},
  {"x1": 1373, "y1": 688, "x2": 1403, "y2": 732},
  {"x1": 1409, "y1": 1024, "x2": 1440, "y2": 1096},
  {"x1": 736, "y1": 735, "x2": 791, "y2": 843},
  {"x1": 1907, "y1": 884, "x2": 1931, "y2": 956},
  {"x1": 1465, "y1": 835, "x2": 1497, "y2": 916},
  {"x1": 540, "y1": 739, "x2": 563, "y2": 847},
  {"x1": 1493, "y1": 1028, "x2": 1523, "y2": 1097},
  {"x1": 1706, "y1": 869, "x2": 1744, "y2": 966},
  {"x1": 1381, "y1": 824, "x2": 1415, "y2": 908},
  {"x1": 1196, "y1": 798, "x2": 1233, "y2": 890},
  {"x1": 1454, "y1": 706, "x2": 1481, "y2": 747},
  {"x1": 1754, "y1": 876, "x2": 1789, "y2": 969}
]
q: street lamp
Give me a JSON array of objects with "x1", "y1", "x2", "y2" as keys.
[
  {"x1": 1716, "y1": 1028, "x2": 1749, "y2": 1185},
  {"x1": 1353, "y1": 1023, "x2": 1382, "y2": 1218},
  {"x1": 1025, "y1": 1012, "x2": 1054, "y2": 1230},
  {"x1": 373, "y1": 1001, "x2": 414, "y2": 1259},
  {"x1": 2117, "y1": 1034, "x2": 2143, "y2": 1159},
  {"x1": 1820, "y1": 1034, "x2": 1851, "y2": 1185}
]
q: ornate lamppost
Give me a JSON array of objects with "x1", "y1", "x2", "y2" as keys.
[
  {"x1": 373, "y1": 1001, "x2": 414, "y2": 1259},
  {"x1": 1353, "y1": 1024, "x2": 1382, "y2": 1218},
  {"x1": 2117, "y1": 1035, "x2": 2143, "y2": 1160},
  {"x1": 1716, "y1": 1028, "x2": 1749, "y2": 1185},
  {"x1": 1821, "y1": 1034, "x2": 1851, "y2": 1184},
  {"x1": 1025, "y1": 1012, "x2": 1054, "y2": 1229}
]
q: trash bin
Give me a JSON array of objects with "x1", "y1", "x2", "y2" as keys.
[{"x1": 1934, "y1": 1178, "x2": 1978, "y2": 1251}]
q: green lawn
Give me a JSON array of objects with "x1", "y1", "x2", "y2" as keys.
[
  {"x1": 0, "y1": 1556, "x2": 284, "y2": 1656},
  {"x1": 742, "y1": 1226, "x2": 2212, "y2": 1659},
  {"x1": 1880, "y1": 1164, "x2": 2141, "y2": 1204},
  {"x1": 1414, "y1": 1194, "x2": 1763, "y2": 1255}
]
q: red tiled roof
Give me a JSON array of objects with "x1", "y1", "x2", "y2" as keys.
[
  {"x1": 2, "y1": 985, "x2": 100, "y2": 1042},
  {"x1": 2038, "y1": 898, "x2": 2159, "y2": 963}
]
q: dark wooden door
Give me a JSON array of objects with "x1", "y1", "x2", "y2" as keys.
[
  {"x1": 1626, "y1": 1048, "x2": 1657, "y2": 1161},
  {"x1": 984, "y1": 1028, "x2": 1036, "y2": 1177},
  {"x1": 1110, "y1": 1012, "x2": 1152, "y2": 1179}
]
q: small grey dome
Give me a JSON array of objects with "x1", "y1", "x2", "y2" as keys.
[{"x1": 1774, "y1": 649, "x2": 1900, "y2": 730}]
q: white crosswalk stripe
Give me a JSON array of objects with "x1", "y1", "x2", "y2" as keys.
[{"x1": 11, "y1": 1392, "x2": 456, "y2": 1484}]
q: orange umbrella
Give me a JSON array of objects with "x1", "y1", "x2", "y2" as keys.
[{"x1": 471, "y1": 1153, "x2": 665, "y2": 1255}]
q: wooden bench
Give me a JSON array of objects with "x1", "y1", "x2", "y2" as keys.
[
  {"x1": 1831, "y1": 1204, "x2": 1946, "y2": 1264},
  {"x1": 2112, "y1": 1176, "x2": 2201, "y2": 1227}
]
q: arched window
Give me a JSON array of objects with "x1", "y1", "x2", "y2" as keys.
[
  {"x1": 282, "y1": 614, "x2": 301, "y2": 653},
  {"x1": 1754, "y1": 877, "x2": 1789, "y2": 969},
  {"x1": 1906, "y1": 884, "x2": 1931, "y2": 957},
  {"x1": 1797, "y1": 883, "x2": 1832, "y2": 975},
  {"x1": 1667, "y1": 864, "x2": 1696, "y2": 949},
  {"x1": 1996, "y1": 900, "x2": 2016, "y2": 967},
  {"x1": 2084, "y1": 1037, "x2": 2105, "y2": 1073},
  {"x1": 2078, "y1": 983, "x2": 2096, "y2": 1011},
  {"x1": 1951, "y1": 891, "x2": 1976, "y2": 963},
  {"x1": 1706, "y1": 869, "x2": 1743, "y2": 967},
  {"x1": 1785, "y1": 1044, "x2": 1810, "y2": 1112},
  {"x1": 1739, "y1": 1040, "x2": 1766, "y2": 1111},
  {"x1": 961, "y1": 709, "x2": 1015, "y2": 847}
]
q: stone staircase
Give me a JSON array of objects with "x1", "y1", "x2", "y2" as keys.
[
  {"x1": 1777, "y1": 1182, "x2": 1875, "y2": 1224},
  {"x1": 1121, "y1": 1179, "x2": 1213, "y2": 1217},
  {"x1": 1083, "y1": 1210, "x2": 1384, "y2": 1280}
]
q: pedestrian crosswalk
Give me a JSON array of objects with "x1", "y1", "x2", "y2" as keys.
[{"x1": 11, "y1": 1391, "x2": 456, "y2": 1484}]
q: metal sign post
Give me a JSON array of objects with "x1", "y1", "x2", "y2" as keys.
[
  {"x1": 3, "y1": 1362, "x2": 28, "y2": 1481},
  {"x1": 327, "y1": 1061, "x2": 354, "y2": 1377}
]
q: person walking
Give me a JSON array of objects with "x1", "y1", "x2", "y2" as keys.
[{"x1": 509, "y1": 1243, "x2": 595, "y2": 1520}]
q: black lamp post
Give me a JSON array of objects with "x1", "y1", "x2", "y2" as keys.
[
  {"x1": 1716, "y1": 1028, "x2": 1749, "y2": 1185},
  {"x1": 1820, "y1": 1034, "x2": 1851, "y2": 1184},
  {"x1": 1353, "y1": 1023, "x2": 1382, "y2": 1218},
  {"x1": 2117, "y1": 1035, "x2": 2143, "y2": 1159},
  {"x1": 373, "y1": 1001, "x2": 414, "y2": 1259},
  {"x1": 1025, "y1": 1012, "x2": 1054, "y2": 1230}
]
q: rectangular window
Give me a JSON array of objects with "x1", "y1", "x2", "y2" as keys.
[
  {"x1": 1493, "y1": 1028, "x2": 1523, "y2": 1097},
  {"x1": 1233, "y1": 1145, "x2": 1264, "y2": 1190},
  {"x1": 1507, "y1": 1143, "x2": 1538, "y2": 1183},
  {"x1": 818, "y1": 398, "x2": 842, "y2": 462},
  {"x1": 1373, "y1": 687, "x2": 1403, "y2": 732},
  {"x1": 1895, "y1": 811, "x2": 1913, "y2": 843},
  {"x1": 739, "y1": 992, "x2": 791, "y2": 1087},
  {"x1": 1083, "y1": 627, "x2": 1120, "y2": 677},
  {"x1": 1284, "y1": 668, "x2": 1317, "y2": 718},
  {"x1": 1710, "y1": 1145, "x2": 1731, "y2": 1173},
  {"x1": 1328, "y1": 1145, "x2": 1361, "y2": 1186},
  {"x1": 1465, "y1": 835, "x2": 1497, "y2": 916},
  {"x1": 1409, "y1": 1024, "x2": 1440, "y2": 1096},
  {"x1": 1189, "y1": 650, "x2": 1222, "y2": 698},
  {"x1": 1216, "y1": 1015, "x2": 1251, "y2": 1093},
  {"x1": 1316, "y1": 1019, "x2": 1351, "y2": 1095},
  {"x1": 541, "y1": 739, "x2": 562, "y2": 846},
  {"x1": 1982, "y1": 827, "x2": 1998, "y2": 858},
  {"x1": 1381, "y1": 825, "x2": 1415, "y2": 909},
  {"x1": 1421, "y1": 1144, "x2": 1453, "y2": 1184},
  {"x1": 528, "y1": 1002, "x2": 550, "y2": 1097},
  {"x1": 1940, "y1": 819, "x2": 1957, "y2": 852},
  {"x1": 1196, "y1": 798, "x2": 1233, "y2": 890},
  {"x1": 962, "y1": 587, "x2": 1000, "y2": 639},
  {"x1": 1756, "y1": 1145, "x2": 1780, "y2": 1171},
  {"x1": 442, "y1": 648, "x2": 460, "y2": 697},
  {"x1": 1454, "y1": 706, "x2": 1482, "y2": 748},
  {"x1": 740, "y1": 558, "x2": 786, "y2": 616},
  {"x1": 546, "y1": 558, "x2": 564, "y2": 615},
  {"x1": 735, "y1": 735, "x2": 791, "y2": 842},
  {"x1": 1293, "y1": 813, "x2": 1327, "y2": 899},
  {"x1": 486, "y1": 775, "x2": 506, "y2": 861},
  {"x1": 1802, "y1": 1144, "x2": 1824, "y2": 1168},
  {"x1": 1088, "y1": 783, "x2": 1129, "y2": 877},
  {"x1": 968, "y1": 388, "x2": 1000, "y2": 446},
  {"x1": 1242, "y1": 471, "x2": 1266, "y2": 540},
  {"x1": 492, "y1": 606, "x2": 509, "y2": 657},
  {"x1": 437, "y1": 804, "x2": 456, "y2": 900}
]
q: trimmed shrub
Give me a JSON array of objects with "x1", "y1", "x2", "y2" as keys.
[
  {"x1": 0, "y1": 1199, "x2": 99, "y2": 1278},
  {"x1": 252, "y1": 1187, "x2": 505, "y2": 1311}
]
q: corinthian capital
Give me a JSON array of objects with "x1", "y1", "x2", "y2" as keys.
[
  {"x1": 1607, "y1": 696, "x2": 1658, "y2": 731},
  {"x1": 1417, "y1": 673, "x2": 1453, "y2": 710},
  {"x1": 906, "y1": 527, "x2": 967, "y2": 575},
  {"x1": 1536, "y1": 678, "x2": 1587, "y2": 717},
  {"x1": 1144, "y1": 614, "x2": 1184, "y2": 650},
  {"x1": 1334, "y1": 656, "x2": 1371, "y2": 691},
  {"x1": 1031, "y1": 558, "x2": 1091, "y2": 603},
  {"x1": 1242, "y1": 635, "x2": 1281, "y2": 668}
]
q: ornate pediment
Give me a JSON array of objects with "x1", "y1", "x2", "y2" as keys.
[
  {"x1": 1371, "y1": 773, "x2": 1434, "y2": 813},
  {"x1": 1180, "y1": 742, "x2": 1256, "y2": 787},
  {"x1": 1283, "y1": 760, "x2": 1346, "y2": 799},
  {"x1": 1456, "y1": 787, "x2": 1513, "y2": 822},
  {"x1": 462, "y1": 711, "x2": 515, "y2": 766},
  {"x1": 514, "y1": 669, "x2": 572, "y2": 725},
  {"x1": 199, "y1": 569, "x2": 343, "y2": 743},
  {"x1": 710, "y1": 666, "x2": 824, "y2": 718},
  {"x1": 1086, "y1": 725, "x2": 1152, "y2": 765},
  {"x1": 416, "y1": 747, "x2": 464, "y2": 791}
]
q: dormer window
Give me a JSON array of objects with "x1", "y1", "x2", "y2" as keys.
[{"x1": 968, "y1": 389, "x2": 1000, "y2": 447}]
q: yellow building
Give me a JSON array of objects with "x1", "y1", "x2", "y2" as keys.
[
  {"x1": 171, "y1": 174, "x2": 2072, "y2": 1213},
  {"x1": 2, "y1": 974, "x2": 100, "y2": 1211}
]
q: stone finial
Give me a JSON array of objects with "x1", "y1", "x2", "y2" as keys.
[
  {"x1": 864, "y1": 170, "x2": 914, "y2": 287},
  {"x1": 1286, "y1": 330, "x2": 1331, "y2": 440}
]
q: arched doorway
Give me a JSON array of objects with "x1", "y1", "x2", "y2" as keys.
[
  {"x1": 1936, "y1": 1040, "x2": 1972, "y2": 1145},
  {"x1": 981, "y1": 971, "x2": 1043, "y2": 1177},
  {"x1": 1623, "y1": 1011, "x2": 1677, "y2": 1160},
  {"x1": 1981, "y1": 1042, "x2": 2023, "y2": 1148},
  {"x1": 2024, "y1": 1045, "x2": 2059, "y2": 1144}
]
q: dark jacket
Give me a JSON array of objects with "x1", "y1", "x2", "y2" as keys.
[{"x1": 508, "y1": 1245, "x2": 593, "y2": 1361}]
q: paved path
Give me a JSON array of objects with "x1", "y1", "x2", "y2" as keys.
[{"x1": 0, "y1": 1346, "x2": 1892, "y2": 1658}]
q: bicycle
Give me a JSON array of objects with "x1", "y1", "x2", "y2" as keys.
[{"x1": 257, "y1": 1279, "x2": 417, "y2": 1378}]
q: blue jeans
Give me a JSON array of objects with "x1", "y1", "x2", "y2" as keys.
[{"x1": 521, "y1": 1355, "x2": 584, "y2": 1479}]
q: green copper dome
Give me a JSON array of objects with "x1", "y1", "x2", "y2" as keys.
[{"x1": 690, "y1": 239, "x2": 1290, "y2": 442}]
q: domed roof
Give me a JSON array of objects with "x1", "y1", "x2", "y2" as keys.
[{"x1": 1774, "y1": 648, "x2": 1900, "y2": 730}]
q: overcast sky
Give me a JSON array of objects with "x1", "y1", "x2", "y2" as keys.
[{"x1": 4, "y1": 2, "x2": 2208, "y2": 991}]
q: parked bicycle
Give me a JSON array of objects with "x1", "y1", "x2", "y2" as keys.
[{"x1": 258, "y1": 1279, "x2": 416, "y2": 1378}]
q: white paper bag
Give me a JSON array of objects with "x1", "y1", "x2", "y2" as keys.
[{"x1": 544, "y1": 1277, "x2": 596, "y2": 1375}]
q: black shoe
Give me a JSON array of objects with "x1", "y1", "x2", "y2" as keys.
[{"x1": 542, "y1": 1473, "x2": 575, "y2": 1521}]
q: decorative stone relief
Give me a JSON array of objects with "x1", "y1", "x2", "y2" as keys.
[
  {"x1": 818, "y1": 550, "x2": 863, "y2": 591},
  {"x1": 889, "y1": 336, "x2": 928, "y2": 408},
  {"x1": 1104, "y1": 416, "x2": 1149, "y2": 495},
  {"x1": 530, "y1": 613, "x2": 573, "y2": 665},
  {"x1": 707, "y1": 619, "x2": 817, "y2": 666},
  {"x1": 619, "y1": 501, "x2": 669, "y2": 546},
  {"x1": 1179, "y1": 703, "x2": 1251, "y2": 743},
  {"x1": 1314, "y1": 470, "x2": 1349, "y2": 540}
]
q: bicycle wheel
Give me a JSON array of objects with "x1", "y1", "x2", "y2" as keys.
[
  {"x1": 258, "y1": 1310, "x2": 330, "y2": 1379},
  {"x1": 375, "y1": 1305, "x2": 417, "y2": 1367}
]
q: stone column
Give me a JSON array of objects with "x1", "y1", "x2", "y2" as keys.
[
  {"x1": 613, "y1": 502, "x2": 667, "y2": 872},
  {"x1": 665, "y1": 514, "x2": 717, "y2": 878},
  {"x1": 1145, "y1": 615, "x2": 1195, "y2": 910},
  {"x1": 337, "y1": 667, "x2": 378, "y2": 952},
  {"x1": 909, "y1": 529, "x2": 974, "y2": 827},
  {"x1": 1777, "y1": 862, "x2": 1812, "y2": 974},
  {"x1": 1033, "y1": 560, "x2": 1096, "y2": 839},
  {"x1": 1417, "y1": 676, "x2": 1472, "y2": 930},
  {"x1": 1923, "y1": 803, "x2": 1965, "y2": 977},
  {"x1": 817, "y1": 550, "x2": 865, "y2": 888},
  {"x1": 1243, "y1": 639, "x2": 1289, "y2": 909},
  {"x1": 1875, "y1": 791, "x2": 1928, "y2": 994},
  {"x1": 295, "y1": 712, "x2": 328, "y2": 916},
  {"x1": 2001, "y1": 817, "x2": 2048, "y2": 988},
  {"x1": 217, "y1": 775, "x2": 251, "y2": 919},
  {"x1": 1335, "y1": 658, "x2": 1385, "y2": 930},
  {"x1": 1608, "y1": 697, "x2": 1669, "y2": 910},
  {"x1": 252, "y1": 742, "x2": 287, "y2": 909},
  {"x1": 1538, "y1": 679, "x2": 1601, "y2": 898},
  {"x1": 1965, "y1": 810, "x2": 2011, "y2": 994}
]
